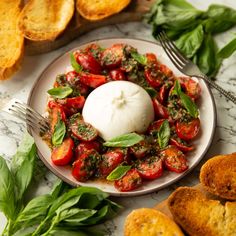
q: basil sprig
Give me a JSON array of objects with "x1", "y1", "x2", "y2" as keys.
[
  {"x1": 70, "y1": 53, "x2": 83, "y2": 73},
  {"x1": 47, "y1": 86, "x2": 73, "y2": 99},
  {"x1": 107, "y1": 165, "x2": 132, "y2": 181},
  {"x1": 218, "y1": 37, "x2": 236, "y2": 59},
  {"x1": 172, "y1": 80, "x2": 199, "y2": 118},
  {"x1": 103, "y1": 133, "x2": 143, "y2": 147},
  {"x1": 52, "y1": 119, "x2": 66, "y2": 146},
  {"x1": 131, "y1": 52, "x2": 147, "y2": 65},
  {"x1": 158, "y1": 120, "x2": 170, "y2": 149}
]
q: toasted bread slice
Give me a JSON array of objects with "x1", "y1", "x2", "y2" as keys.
[
  {"x1": 19, "y1": 0, "x2": 74, "y2": 41},
  {"x1": 124, "y1": 208, "x2": 184, "y2": 236},
  {"x1": 168, "y1": 187, "x2": 236, "y2": 236},
  {"x1": 76, "y1": 0, "x2": 131, "y2": 21},
  {"x1": 0, "y1": 0, "x2": 24, "y2": 80},
  {"x1": 200, "y1": 153, "x2": 236, "y2": 200}
]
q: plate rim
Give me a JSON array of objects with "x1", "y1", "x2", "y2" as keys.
[{"x1": 27, "y1": 37, "x2": 217, "y2": 197}]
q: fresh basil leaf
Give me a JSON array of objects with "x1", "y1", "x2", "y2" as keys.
[
  {"x1": 145, "y1": 87, "x2": 158, "y2": 98},
  {"x1": 158, "y1": 120, "x2": 170, "y2": 149},
  {"x1": 47, "y1": 229, "x2": 88, "y2": 236},
  {"x1": 51, "y1": 180, "x2": 69, "y2": 200},
  {"x1": 11, "y1": 133, "x2": 37, "y2": 201},
  {"x1": 131, "y1": 52, "x2": 147, "y2": 65},
  {"x1": 103, "y1": 133, "x2": 143, "y2": 147},
  {"x1": 47, "y1": 86, "x2": 73, "y2": 99},
  {"x1": 52, "y1": 120, "x2": 66, "y2": 146},
  {"x1": 0, "y1": 156, "x2": 16, "y2": 220},
  {"x1": 70, "y1": 53, "x2": 83, "y2": 73},
  {"x1": 106, "y1": 165, "x2": 131, "y2": 181},
  {"x1": 218, "y1": 37, "x2": 236, "y2": 59},
  {"x1": 171, "y1": 80, "x2": 182, "y2": 96},
  {"x1": 175, "y1": 24, "x2": 204, "y2": 58},
  {"x1": 180, "y1": 92, "x2": 199, "y2": 118},
  {"x1": 77, "y1": 194, "x2": 101, "y2": 209}
]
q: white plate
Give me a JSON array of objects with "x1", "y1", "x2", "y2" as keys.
[{"x1": 28, "y1": 38, "x2": 216, "y2": 196}]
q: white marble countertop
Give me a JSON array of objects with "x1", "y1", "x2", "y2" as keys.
[{"x1": 1, "y1": 0, "x2": 236, "y2": 235}]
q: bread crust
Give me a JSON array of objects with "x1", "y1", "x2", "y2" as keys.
[
  {"x1": 168, "y1": 187, "x2": 236, "y2": 236},
  {"x1": 19, "y1": 0, "x2": 74, "y2": 41},
  {"x1": 0, "y1": 0, "x2": 24, "y2": 80},
  {"x1": 76, "y1": 0, "x2": 131, "y2": 21},
  {"x1": 124, "y1": 208, "x2": 184, "y2": 236},
  {"x1": 200, "y1": 153, "x2": 236, "y2": 200}
]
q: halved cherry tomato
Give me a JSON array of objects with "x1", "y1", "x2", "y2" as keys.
[
  {"x1": 145, "y1": 53, "x2": 158, "y2": 64},
  {"x1": 159, "y1": 64, "x2": 173, "y2": 78},
  {"x1": 50, "y1": 106, "x2": 66, "y2": 132},
  {"x1": 130, "y1": 140, "x2": 150, "y2": 159},
  {"x1": 82, "y1": 43, "x2": 102, "y2": 58},
  {"x1": 74, "y1": 52, "x2": 102, "y2": 74},
  {"x1": 159, "y1": 84, "x2": 169, "y2": 104},
  {"x1": 70, "y1": 119, "x2": 98, "y2": 141},
  {"x1": 99, "y1": 150, "x2": 124, "y2": 177},
  {"x1": 66, "y1": 71, "x2": 79, "y2": 85},
  {"x1": 176, "y1": 118, "x2": 200, "y2": 141},
  {"x1": 170, "y1": 138, "x2": 194, "y2": 152},
  {"x1": 147, "y1": 119, "x2": 165, "y2": 136},
  {"x1": 160, "y1": 146, "x2": 188, "y2": 173},
  {"x1": 144, "y1": 69, "x2": 163, "y2": 88},
  {"x1": 136, "y1": 156, "x2": 163, "y2": 180},
  {"x1": 153, "y1": 98, "x2": 169, "y2": 119},
  {"x1": 79, "y1": 72, "x2": 106, "y2": 88},
  {"x1": 60, "y1": 96, "x2": 85, "y2": 110},
  {"x1": 72, "y1": 150, "x2": 100, "y2": 182},
  {"x1": 75, "y1": 141, "x2": 101, "y2": 158},
  {"x1": 100, "y1": 44, "x2": 124, "y2": 68},
  {"x1": 114, "y1": 169, "x2": 142, "y2": 192},
  {"x1": 178, "y1": 77, "x2": 201, "y2": 100},
  {"x1": 51, "y1": 138, "x2": 74, "y2": 166},
  {"x1": 109, "y1": 68, "x2": 126, "y2": 81}
]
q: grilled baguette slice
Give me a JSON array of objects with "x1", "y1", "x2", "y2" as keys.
[
  {"x1": 76, "y1": 0, "x2": 131, "y2": 21},
  {"x1": 168, "y1": 187, "x2": 236, "y2": 236},
  {"x1": 19, "y1": 0, "x2": 74, "y2": 41},
  {"x1": 124, "y1": 208, "x2": 184, "y2": 236},
  {"x1": 200, "y1": 153, "x2": 236, "y2": 200},
  {"x1": 0, "y1": 0, "x2": 24, "y2": 80}
]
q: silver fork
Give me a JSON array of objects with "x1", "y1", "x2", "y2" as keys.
[
  {"x1": 2, "y1": 99, "x2": 49, "y2": 134},
  {"x1": 157, "y1": 31, "x2": 236, "y2": 104}
]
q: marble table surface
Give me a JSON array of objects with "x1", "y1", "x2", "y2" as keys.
[{"x1": 1, "y1": 0, "x2": 236, "y2": 235}]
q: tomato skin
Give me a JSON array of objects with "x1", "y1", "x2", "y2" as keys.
[
  {"x1": 169, "y1": 138, "x2": 194, "y2": 152},
  {"x1": 79, "y1": 72, "x2": 106, "y2": 88},
  {"x1": 50, "y1": 106, "x2": 66, "y2": 132},
  {"x1": 176, "y1": 118, "x2": 200, "y2": 141},
  {"x1": 66, "y1": 71, "x2": 79, "y2": 84},
  {"x1": 145, "y1": 53, "x2": 158, "y2": 63},
  {"x1": 75, "y1": 141, "x2": 101, "y2": 158},
  {"x1": 160, "y1": 146, "x2": 188, "y2": 173},
  {"x1": 144, "y1": 69, "x2": 163, "y2": 88},
  {"x1": 51, "y1": 138, "x2": 74, "y2": 166},
  {"x1": 99, "y1": 150, "x2": 124, "y2": 177},
  {"x1": 147, "y1": 119, "x2": 166, "y2": 135},
  {"x1": 100, "y1": 44, "x2": 124, "y2": 68},
  {"x1": 114, "y1": 169, "x2": 142, "y2": 192},
  {"x1": 159, "y1": 84, "x2": 169, "y2": 104},
  {"x1": 109, "y1": 68, "x2": 126, "y2": 81},
  {"x1": 159, "y1": 64, "x2": 173, "y2": 78},
  {"x1": 74, "y1": 52, "x2": 102, "y2": 74},
  {"x1": 153, "y1": 98, "x2": 169, "y2": 119},
  {"x1": 63, "y1": 96, "x2": 85, "y2": 110},
  {"x1": 130, "y1": 140, "x2": 150, "y2": 159},
  {"x1": 136, "y1": 156, "x2": 163, "y2": 180},
  {"x1": 72, "y1": 150, "x2": 100, "y2": 182}
]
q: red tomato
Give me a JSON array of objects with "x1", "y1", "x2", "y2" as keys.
[
  {"x1": 145, "y1": 53, "x2": 158, "y2": 63},
  {"x1": 147, "y1": 119, "x2": 165, "y2": 135},
  {"x1": 159, "y1": 64, "x2": 173, "y2": 78},
  {"x1": 100, "y1": 44, "x2": 124, "y2": 68},
  {"x1": 160, "y1": 146, "x2": 188, "y2": 173},
  {"x1": 75, "y1": 141, "x2": 101, "y2": 158},
  {"x1": 130, "y1": 140, "x2": 150, "y2": 159},
  {"x1": 114, "y1": 169, "x2": 142, "y2": 192},
  {"x1": 109, "y1": 68, "x2": 126, "y2": 81},
  {"x1": 66, "y1": 71, "x2": 79, "y2": 84},
  {"x1": 51, "y1": 138, "x2": 74, "y2": 166},
  {"x1": 50, "y1": 106, "x2": 66, "y2": 132},
  {"x1": 159, "y1": 84, "x2": 169, "y2": 104},
  {"x1": 178, "y1": 77, "x2": 201, "y2": 100},
  {"x1": 169, "y1": 138, "x2": 194, "y2": 152},
  {"x1": 64, "y1": 96, "x2": 85, "y2": 109},
  {"x1": 99, "y1": 150, "x2": 124, "y2": 177},
  {"x1": 72, "y1": 150, "x2": 100, "y2": 182},
  {"x1": 144, "y1": 69, "x2": 163, "y2": 88},
  {"x1": 70, "y1": 119, "x2": 98, "y2": 141},
  {"x1": 176, "y1": 118, "x2": 200, "y2": 141},
  {"x1": 79, "y1": 72, "x2": 106, "y2": 88},
  {"x1": 74, "y1": 52, "x2": 102, "y2": 74},
  {"x1": 152, "y1": 98, "x2": 169, "y2": 119},
  {"x1": 136, "y1": 156, "x2": 163, "y2": 180}
]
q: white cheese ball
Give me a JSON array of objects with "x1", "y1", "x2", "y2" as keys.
[{"x1": 82, "y1": 81, "x2": 154, "y2": 141}]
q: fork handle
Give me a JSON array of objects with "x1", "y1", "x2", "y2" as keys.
[{"x1": 198, "y1": 75, "x2": 236, "y2": 105}]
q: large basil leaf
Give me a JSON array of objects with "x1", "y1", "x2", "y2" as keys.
[
  {"x1": 131, "y1": 52, "x2": 147, "y2": 65},
  {"x1": 52, "y1": 119, "x2": 66, "y2": 146},
  {"x1": 158, "y1": 120, "x2": 170, "y2": 149},
  {"x1": 47, "y1": 86, "x2": 73, "y2": 99},
  {"x1": 175, "y1": 24, "x2": 204, "y2": 58},
  {"x1": 0, "y1": 156, "x2": 16, "y2": 220},
  {"x1": 218, "y1": 37, "x2": 236, "y2": 59},
  {"x1": 106, "y1": 165, "x2": 131, "y2": 181},
  {"x1": 103, "y1": 133, "x2": 143, "y2": 147}
]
